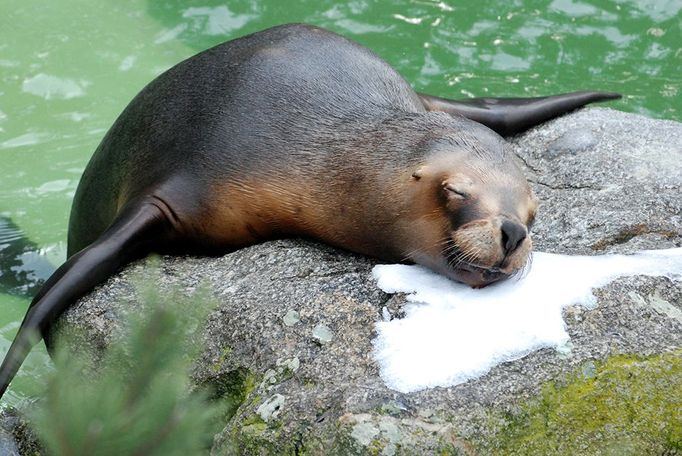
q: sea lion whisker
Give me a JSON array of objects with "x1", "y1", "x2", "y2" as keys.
[
  {"x1": 403, "y1": 237, "x2": 453, "y2": 262},
  {"x1": 456, "y1": 248, "x2": 479, "y2": 265},
  {"x1": 512, "y1": 253, "x2": 533, "y2": 281},
  {"x1": 440, "y1": 241, "x2": 459, "y2": 254},
  {"x1": 401, "y1": 245, "x2": 435, "y2": 263}
]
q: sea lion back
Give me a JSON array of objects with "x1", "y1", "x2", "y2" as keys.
[{"x1": 68, "y1": 24, "x2": 423, "y2": 253}]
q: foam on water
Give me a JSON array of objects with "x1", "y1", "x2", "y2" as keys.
[
  {"x1": 372, "y1": 249, "x2": 682, "y2": 393},
  {"x1": 22, "y1": 73, "x2": 86, "y2": 100}
]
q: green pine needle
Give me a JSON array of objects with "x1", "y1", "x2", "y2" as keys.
[{"x1": 30, "y1": 268, "x2": 220, "y2": 456}]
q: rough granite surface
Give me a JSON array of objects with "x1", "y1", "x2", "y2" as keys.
[{"x1": 8, "y1": 108, "x2": 682, "y2": 454}]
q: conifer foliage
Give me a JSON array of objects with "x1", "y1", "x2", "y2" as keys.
[{"x1": 30, "y1": 275, "x2": 219, "y2": 455}]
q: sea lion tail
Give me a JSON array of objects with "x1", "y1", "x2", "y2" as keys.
[
  {"x1": 0, "y1": 200, "x2": 171, "y2": 400},
  {"x1": 418, "y1": 91, "x2": 622, "y2": 136}
]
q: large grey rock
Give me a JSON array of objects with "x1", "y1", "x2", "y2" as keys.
[
  {"x1": 512, "y1": 108, "x2": 682, "y2": 254},
  {"x1": 0, "y1": 407, "x2": 41, "y2": 456},
  {"x1": 48, "y1": 109, "x2": 682, "y2": 454}
]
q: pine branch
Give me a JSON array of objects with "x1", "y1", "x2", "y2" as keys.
[{"x1": 29, "y1": 275, "x2": 220, "y2": 456}]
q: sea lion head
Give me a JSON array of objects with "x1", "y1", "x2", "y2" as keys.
[{"x1": 404, "y1": 122, "x2": 537, "y2": 288}]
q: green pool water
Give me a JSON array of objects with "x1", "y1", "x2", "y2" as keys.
[{"x1": 0, "y1": 0, "x2": 680, "y2": 405}]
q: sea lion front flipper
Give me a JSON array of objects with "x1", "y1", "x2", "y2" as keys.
[
  {"x1": 0, "y1": 199, "x2": 172, "y2": 398},
  {"x1": 418, "y1": 91, "x2": 622, "y2": 136}
]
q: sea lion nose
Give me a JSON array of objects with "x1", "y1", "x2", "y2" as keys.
[{"x1": 501, "y1": 220, "x2": 527, "y2": 256}]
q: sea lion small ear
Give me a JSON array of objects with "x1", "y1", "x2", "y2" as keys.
[
  {"x1": 411, "y1": 167, "x2": 425, "y2": 180},
  {"x1": 443, "y1": 181, "x2": 468, "y2": 200}
]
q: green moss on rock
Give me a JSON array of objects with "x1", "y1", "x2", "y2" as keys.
[
  {"x1": 486, "y1": 351, "x2": 682, "y2": 455},
  {"x1": 211, "y1": 346, "x2": 234, "y2": 372},
  {"x1": 216, "y1": 415, "x2": 295, "y2": 456},
  {"x1": 200, "y1": 367, "x2": 257, "y2": 426}
]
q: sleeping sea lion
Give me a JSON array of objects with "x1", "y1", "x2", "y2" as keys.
[{"x1": 0, "y1": 23, "x2": 620, "y2": 399}]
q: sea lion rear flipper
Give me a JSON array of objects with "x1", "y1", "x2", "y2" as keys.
[
  {"x1": 418, "y1": 91, "x2": 622, "y2": 136},
  {"x1": 0, "y1": 200, "x2": 171, "y2": 398}
]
